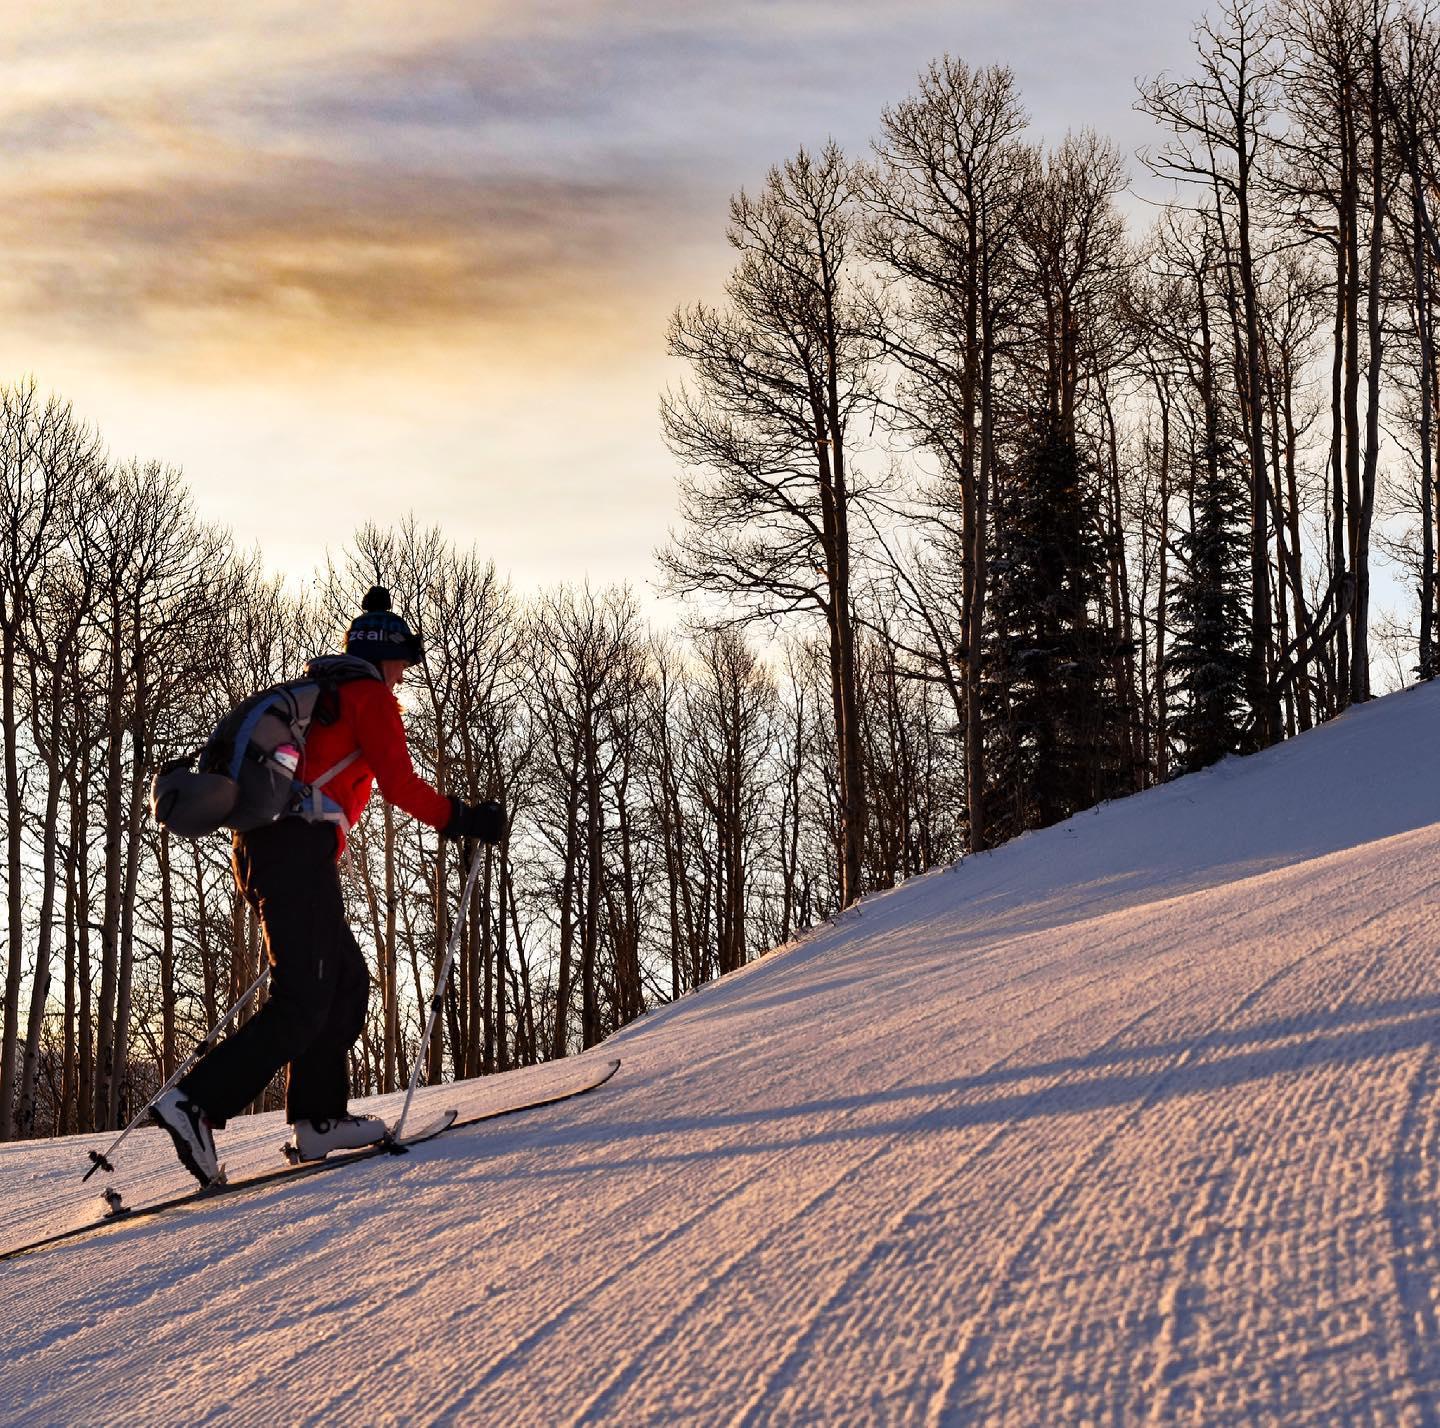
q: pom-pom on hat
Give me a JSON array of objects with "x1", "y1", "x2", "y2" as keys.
[{"x1": 345, "y1": 585, "x2": 424, "y2": 667}]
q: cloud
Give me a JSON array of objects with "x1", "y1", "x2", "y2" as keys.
[
  {"x1": 0, "y1": 0, "x2": 1193, "y2": 380},
  {"x1": 0, "y1": 4, "x2": 742, "y2": 370},
  {"x1": 0, "y1": 138, "x2": 702, "y2": 381},
  {"x1": 0, "y1": 0, "x2": 1199, "y2": 600}
]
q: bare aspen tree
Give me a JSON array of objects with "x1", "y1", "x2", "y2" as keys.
[
  {"x1": 684, "y1": 629, "x2": 775, "y2": 977},
  {"x1": 644, "y1": 637, "x2": 704, "y2": 998},
  {"x1": 865, "y1": 60, "x2": 1032, "y2": 854},
  {"x1": 1253, "y1": 251, "x2": 1327, "y2": 729},
  {"x1": 15, "y1": 453, "x2": 108, "y2": 1134},
  {"x1": 1141, "y1": 0, "x2": 1284, "y2": 742},
  {"x1": 0, "y1": 385, "x2": 100, "y2": 1137},
  {"x1": 662, "y1": 142, "x2": 879, "y2": 908},
  {"x1": 1378, "y1": 6, "x2": 1440, "y2": 679},
  {"x1": 88, "y1": 464, "x2": 235, "y2": 1128},
  {"x1": 1270, "y1": 0, "x2": 1403, "y2": 712},
  {"x1": 1131, "y1": 249, "x2": 1190, "y2": 779},
  {"x1": 527, "y1": 586, "x2": 649, "y2": 1054},
  {"x1": 400, "y1": 533, "x2": 520, "y2": 1076},
  {"x1": 855, "y1": 627, "x2": 963, "y2": 887}
]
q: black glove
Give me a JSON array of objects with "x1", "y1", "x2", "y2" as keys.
[{"x1": 442, "y1": 796, "x2": 505, "y2": 844}]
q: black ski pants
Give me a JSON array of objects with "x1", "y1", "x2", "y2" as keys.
[{"x1": 180, "y1": 818, "x2": 370, "y2": 1126}]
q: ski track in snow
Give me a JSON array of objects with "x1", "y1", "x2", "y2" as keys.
[{"x1": 6, "y1": 687, "x2": 1440, "y2": 1423}]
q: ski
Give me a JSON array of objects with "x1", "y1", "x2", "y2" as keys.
[
  {"x1": 96, "y1": 1106, "x2": 461, "y2": 1219},
  {"x1": 1, "y1": 1058, "x2": 620, "y2": 1264}
]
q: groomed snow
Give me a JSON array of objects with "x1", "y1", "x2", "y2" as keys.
[{"x1": 5, "y1": 683, "x2": 1440, "y2": 1425}]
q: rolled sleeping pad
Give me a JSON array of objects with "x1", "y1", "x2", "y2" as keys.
[{"x1": 150, "y1": 764, "x2": 239, "y2": 838}]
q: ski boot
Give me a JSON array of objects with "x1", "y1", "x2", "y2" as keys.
[
  {"x1": 150, "y1": 1090, "x2": 224, "y2": 1188},
  {"x1": 284, "y1": 1113, "x2": 388, "y2": 1164}
]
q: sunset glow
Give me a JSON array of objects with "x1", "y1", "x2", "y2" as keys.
[{"x1": 1, "y1": 1, "x2": 1194, "y2": 588}]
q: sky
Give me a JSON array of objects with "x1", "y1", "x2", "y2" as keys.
[{"x1": 1, "y1": 1, "x2": 1202, "y2": 602}]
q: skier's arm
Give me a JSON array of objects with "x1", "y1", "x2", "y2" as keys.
[{"x1": 348, "y1": 681, "x2": 453, "y2": 829}]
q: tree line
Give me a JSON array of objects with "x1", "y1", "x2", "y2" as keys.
[
  {"x1": 664, "y1": 0, "x2": 1440, "y2": 873},
  {"x1": 0, "y1": 389, "x2": 961, "y2": 1138},
  {"x1": 4, "y1": 0, "x2": 1439, "y2": 1138}
]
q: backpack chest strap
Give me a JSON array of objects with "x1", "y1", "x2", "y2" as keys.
[{"x1": 298, "y1": 748, "x2": 362, "y2": 832}]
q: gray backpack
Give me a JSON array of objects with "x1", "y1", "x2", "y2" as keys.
[{"x1": 150, "y1": 655, "x2": 381, "y2": 838}]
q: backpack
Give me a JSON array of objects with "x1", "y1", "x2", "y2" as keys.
[{"x1": 149, "y1": 655, "x2": 383, "y2": 839}]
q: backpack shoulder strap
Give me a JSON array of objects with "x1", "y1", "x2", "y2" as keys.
[
  {"x1": 310, "y1": 748, "x2": 361, "y2": 792},
  {"x1": 290, "y1": 657, "x2": 379, "y2": 828},
  {"x1": 299, "y1": 655, "x2": 381, "y2": 731}
]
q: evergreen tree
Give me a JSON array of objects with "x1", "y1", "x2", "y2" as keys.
[
  {"x1": 985, "y1": 417, "x2": 1120, "y2": 834},
  {"x1": 1167, "y1": 426, "x2": 1250, "y2": 772}
]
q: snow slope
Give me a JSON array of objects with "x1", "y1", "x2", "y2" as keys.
[{"x1": 5, "y1": 684, "x2": 1440, "y2": 1425}]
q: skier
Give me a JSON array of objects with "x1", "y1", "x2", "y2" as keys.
[{"x1": 150, "y1": 586, "x2": 504, "y2": 1186}]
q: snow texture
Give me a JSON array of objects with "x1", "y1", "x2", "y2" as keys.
[{"x1": 5, "y1": 682, "x2": 1440, "y2": 1425}]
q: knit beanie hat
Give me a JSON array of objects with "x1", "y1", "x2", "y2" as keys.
[{"x1": 345, "y1": 586, "x2": 424, "y2": 666}]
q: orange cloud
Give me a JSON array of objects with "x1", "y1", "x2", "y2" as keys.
[
  {"x1": 0, "y1": 5, "x2": 709, "y2": 375},
  {"x1": 0, "y1": 0, "x2": 938, "y2": 380},
  {"x1": 0, "y1": 158, "x2": 667, "y2": 330}
]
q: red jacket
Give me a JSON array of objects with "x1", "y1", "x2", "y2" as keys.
[{"x1": 298, "y1": 678, "x2": 451, "y2": 856}]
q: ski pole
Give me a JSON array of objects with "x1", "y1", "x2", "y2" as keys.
[
  {"x1": 81, "y1": 966, "x2": 270, "y2": 1181},
  {"x1": 392, "y1": 847, "x2": 484, "y2": 1142}
]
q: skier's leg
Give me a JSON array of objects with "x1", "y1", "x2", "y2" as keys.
[
  {"x1": 179, "y1": 821, "x2": 340, "y2": 1125},
  {"x1": 285, "y1": 896, "x2": 371, "y2": 1123},
  {"x1": 285, "y1": 910, "x2": 384, "y2": 1158}
]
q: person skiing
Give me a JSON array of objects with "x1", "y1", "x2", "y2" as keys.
[{"x1": 150, "y1": 586, "x2": 504, "y2": 1186}]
